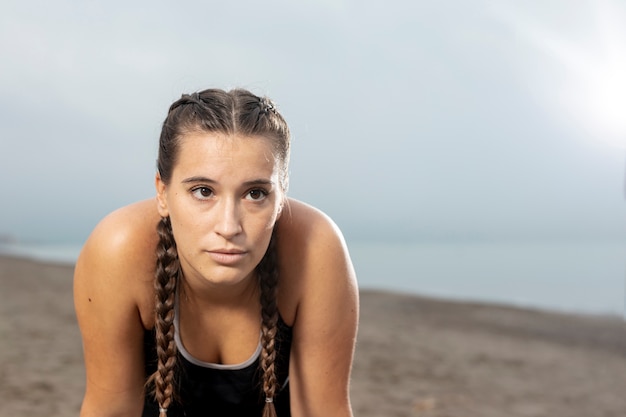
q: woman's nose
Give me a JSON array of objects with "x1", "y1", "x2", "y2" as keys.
[{"x1": 214, "y1": 199, "x2": 243, "y2": 238}]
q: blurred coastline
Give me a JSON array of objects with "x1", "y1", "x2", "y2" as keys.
[{"x1": 1, "y1": 239, "x2": 624, "y2": 317}]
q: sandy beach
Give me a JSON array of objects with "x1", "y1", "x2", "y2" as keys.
[{"x1": 1, "y1": 254, "x2": 625, "y2": 417}]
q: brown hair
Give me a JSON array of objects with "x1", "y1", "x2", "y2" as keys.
[{"x1": 151, "y1": 88, "x2": 290, "y2": 417}]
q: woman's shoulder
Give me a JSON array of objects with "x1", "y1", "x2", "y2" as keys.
[
  {"x1": 278, "y1": 198, "x2": 351, "y2": 269},
  {"x1": 80, "y1": 199, "x2": 160, "y2": 262},
  {"x1": 276, "y1": 199, "x2": 356, "y2": 324},
  {"x1": 74, "y1": 199, "x2": 159, "y2": 327},
  {"x1": 279, "y1": 198, "x2": 345, "y2": 243}
]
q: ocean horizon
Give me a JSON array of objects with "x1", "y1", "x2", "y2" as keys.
[
  {"x1": 349, "y1": 240, "x2": 626, "y2": 318},
  {"x1": 1, "y1": 239, "x2": 624, "y2": 318}
]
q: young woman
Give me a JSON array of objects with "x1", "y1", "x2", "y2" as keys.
[{"x1": 73, "y1": 89, "x2": 359, "y2": 417}]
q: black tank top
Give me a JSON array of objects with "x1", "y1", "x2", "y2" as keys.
[{"x1": 142, "y1": 316, "x2": 292, "y2": 417}]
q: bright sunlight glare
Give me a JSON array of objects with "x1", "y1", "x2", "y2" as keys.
[{"x1": 496, "y1": 0, "x2": 626, "y2": 149}]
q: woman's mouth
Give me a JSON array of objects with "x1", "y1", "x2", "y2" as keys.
[{"x1": 207, "y1": 249, "x2": 247, "y2": 265}]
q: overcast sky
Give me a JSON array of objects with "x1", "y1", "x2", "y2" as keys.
[{"x1": 2, "y1": 0, "x2": 626, "y2": 244}]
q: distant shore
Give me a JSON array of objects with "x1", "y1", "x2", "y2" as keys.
[{"x1": 1, "y1": 254, "x2": 625, "y2": 417}]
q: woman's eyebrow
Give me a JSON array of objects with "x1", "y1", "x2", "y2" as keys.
[
  {"x1": 181, "y1": 176, "x2": 274, "y2": 187},
  {"x1": 242, "y1": 179, "x2": 274, "y2": 187},
  {"x1": 181, "y1": 176, "x2": 216, "y2": 184}
]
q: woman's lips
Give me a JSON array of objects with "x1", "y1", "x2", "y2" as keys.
[{"x1": 207, "y1": 250, "x2": 247, "y2": 265}]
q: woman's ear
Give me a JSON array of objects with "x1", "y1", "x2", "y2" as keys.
[
  {"x1": 155, "y1": 173, "x2": 169, "y2": 217},
  {"x1": 276, "y1": 196, "x2": 289, "y2": 220}
]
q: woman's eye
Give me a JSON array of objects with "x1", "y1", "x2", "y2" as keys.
[
  {"x1": 246, "y1": 189, "x2": 268, "y2": 201},
  {"x1": 191, "y1": 187, "x2": 213, "y2": 199}
]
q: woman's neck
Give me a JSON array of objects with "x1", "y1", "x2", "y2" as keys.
[{"x1": 179, "y1": 271, "x2": 260, "y2": 310}]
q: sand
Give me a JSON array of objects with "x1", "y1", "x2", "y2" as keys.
[{"x1": 1, "y1": 254, "x2": 625, "y2": 417}]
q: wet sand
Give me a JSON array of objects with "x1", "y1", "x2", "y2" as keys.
[{"x1": 1, "y1": 254, "x2": 625, "y2": 416}]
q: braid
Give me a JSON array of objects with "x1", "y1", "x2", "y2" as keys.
[
  {"x1": 152, "y1": 216, "x2": 180, "y2": 416},
  {"x1": 257, "y1": 230, "x2": 280, "y2": 417}
]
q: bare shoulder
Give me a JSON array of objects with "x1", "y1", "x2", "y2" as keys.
[
  {"x1": 74, "y1": 198, "x2": 160, "y2": 329},
  {"x1": 277, "y1": 198, "x2": 350, "y2": 274},
  {"x1": 81, "y1": 199, "x2": 160, "y2": 259},
  {"x1": 279, "y1": 198, "x2": 346, "y2": 245},
  {"x1": 276, "y1": 198, "x2": 358, "y2": 325}
]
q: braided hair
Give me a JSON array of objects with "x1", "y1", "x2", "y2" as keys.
[
  {"x1": 151, "y1": 88, "x2": 290, "y2": 417},
  {"x1": 153, "y1": 216, "x2": 180, "y2": 415},
  {"x1": 257, "y1": 229, "x2": 280, "y2": 416}
]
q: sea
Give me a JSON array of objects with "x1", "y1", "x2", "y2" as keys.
[{"x1": 1, "y1": 239, "x2": 624, "y2": 318}]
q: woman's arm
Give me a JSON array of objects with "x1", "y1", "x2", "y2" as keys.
[
  {"x1": 279, "y1": 201, "x2": 359, "y2": 417},
  {"x1": 74, "y1": 201, "x2": 158, "y2": 417}
]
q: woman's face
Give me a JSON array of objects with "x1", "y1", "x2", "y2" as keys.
[{"x1": 156, "y1": 131, "x2": 284, "y2": 289}]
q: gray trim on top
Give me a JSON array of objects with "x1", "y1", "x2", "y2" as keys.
[{"x1": 174, "y1": 290, "x2": 262, "y2": 370}]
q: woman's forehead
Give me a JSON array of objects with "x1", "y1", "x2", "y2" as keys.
[{"x1": 173, "y1": 132, "x2": 279, "y2": 180}]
